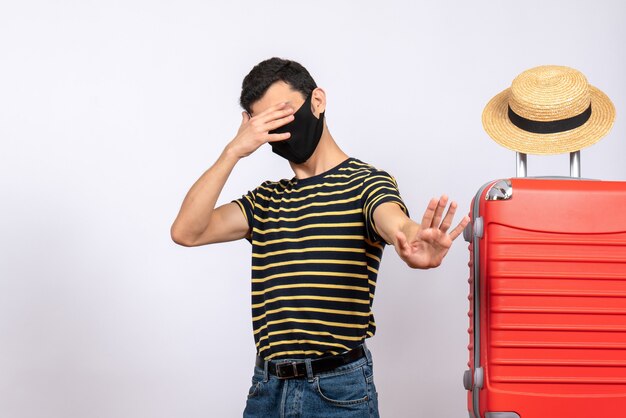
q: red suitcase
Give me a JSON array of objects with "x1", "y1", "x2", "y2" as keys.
[{"x1": 464, "y1": 152, "x2": 626, "y2": 418}]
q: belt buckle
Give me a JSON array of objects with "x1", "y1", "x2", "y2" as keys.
[{"x1": 276, "y1": 361, "x2": 301, "y2": 379}]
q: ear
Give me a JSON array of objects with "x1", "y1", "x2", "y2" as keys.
[{"x1": 311, "y1": 87, "x2": 326, "y2": 117}]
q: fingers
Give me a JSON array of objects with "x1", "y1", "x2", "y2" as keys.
[
  {"x1": 431, "y1": 195, "x2": 448, "y2": 229},
  {"x1": 267, "y1": 132, "x2": 291, "y2": 143},
  {"x1": 448, "y1": 215, "x2": 471, "y2": 241},
  {"x1": 265, "y1": 113, "x2": 295, "y2": 132},
  {"x1": 239, "y1": 102, "x2": 295, "y2": 146},
  {"x1": 420, "y1": 198, "x2": 438, "y2": 229},
  {"x1": 439, "y1": 200, "x2": 457, "y2": 232},
  {"x1": 256, "y1": 103, "x2": 295, "y2": 124},
  {"x1": 249, "y1": 104, "x2": 295, "y2": 142},
  {"x1": 422, "y1": 195, "x2": 465, "y2": 235},
  {"x1": 421, "y1": 195, "x2": 449, "y2": 229},
  {"x1": 253, "y1": 101, "x2": 289, "y2": 118}
]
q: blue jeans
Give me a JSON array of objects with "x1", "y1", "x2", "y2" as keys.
[{"x1": 243, "y1": 344, "x2": 380, "y2": 418}]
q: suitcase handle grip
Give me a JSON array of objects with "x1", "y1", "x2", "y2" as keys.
[{"x1": 516, "y1": 151, "x2": 581, "y2": 178}]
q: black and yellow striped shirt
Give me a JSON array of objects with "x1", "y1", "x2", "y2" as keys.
[{"x1": 234, "y1": 158, "x2": 408, "y2": 360}]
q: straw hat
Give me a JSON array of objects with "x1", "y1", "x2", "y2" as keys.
[{"x1": 482, "y1": 65, "x2": 615, "y2": 155}]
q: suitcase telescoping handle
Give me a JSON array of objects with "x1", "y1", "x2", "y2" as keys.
[{"x1": 515, "y1": 151, "x2": 581, "y2": 178}]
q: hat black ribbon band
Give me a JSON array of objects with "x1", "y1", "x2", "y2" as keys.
[{"x1": 508, "y1": 104, "x2": 592, "y2": 134}]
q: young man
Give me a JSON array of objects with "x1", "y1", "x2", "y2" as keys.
[{"x1": 171, "y1": 58, "x2": 469, "y2": 417}]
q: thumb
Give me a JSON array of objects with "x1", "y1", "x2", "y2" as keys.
[{"x1": 395, "y1": 231, "x2": 409, "y2": 253}]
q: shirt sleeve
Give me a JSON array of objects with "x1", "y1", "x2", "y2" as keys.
[
  {"x1": 361, "y1": 170, "x2": 409, "y2": 244},
  {"x1": 232, "y1": 180, "x2": 275, "y2": 236},
  {"x1": 232, "y1": 187, "x2": 258, "y2": 231}
]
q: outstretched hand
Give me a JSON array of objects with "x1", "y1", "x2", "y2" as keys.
[{"x1": 395, "y1": 195, "x2": 470, "y2": 269}]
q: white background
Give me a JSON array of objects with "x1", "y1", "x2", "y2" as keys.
[{"x1": 1, "y1": 1, "x2": 625, "y2": 417}]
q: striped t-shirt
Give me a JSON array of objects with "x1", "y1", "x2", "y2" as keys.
[{"x1": 234, "y1": 158, "x2": 408, "y2": 361}]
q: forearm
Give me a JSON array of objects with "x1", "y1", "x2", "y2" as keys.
[
  {"x1": 374, "y1": 202, "x2": 415, "y2": 246},
  {"x1": 170, "y1": 145, "x2": 240, "y2": 245}
]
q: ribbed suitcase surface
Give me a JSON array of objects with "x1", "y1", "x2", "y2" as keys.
[{"x1": 466, "y1": 178, "x2": 626, "y2": 418}]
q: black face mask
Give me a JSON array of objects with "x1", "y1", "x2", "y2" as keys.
[{"x1": 268, "y1": 93, "x2": 325, "y2": 164}]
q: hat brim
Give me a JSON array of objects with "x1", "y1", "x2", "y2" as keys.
[{"x1": 482, "y1": 86, "x2": 615, "y2": 155}]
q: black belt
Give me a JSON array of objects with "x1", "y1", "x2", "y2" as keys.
[{"x1": 255, "y1": 345, "x2": 366, "y2": 379}]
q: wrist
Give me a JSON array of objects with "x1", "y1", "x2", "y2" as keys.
[
  {"x1": 222, "y1": 142, "x2": 243, "y2": 163},
  {"x1": 399, "y1": 219, "x2": 419, "y2": 243}
]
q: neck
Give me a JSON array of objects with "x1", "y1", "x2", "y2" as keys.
[{"x1": 289, "y1": 126, "x2": 349, "y2": 180}]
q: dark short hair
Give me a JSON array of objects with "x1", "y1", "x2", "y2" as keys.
[{"x1": 240, "y1": 57, "x2": 317, "y2": 113}]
